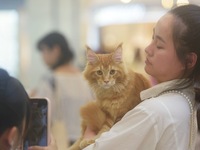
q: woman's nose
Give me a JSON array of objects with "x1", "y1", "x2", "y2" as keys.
[{"x1": 145, "y1": 43, "x2": 154, "y2": 57}]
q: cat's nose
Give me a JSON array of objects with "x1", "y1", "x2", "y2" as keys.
[{"x1": 104, "y1": 80, "x2": 109, "y2": 84}]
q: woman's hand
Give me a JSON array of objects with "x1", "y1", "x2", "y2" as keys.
[
  {"x1": 83, "y1": 126, "x2": 96, "y2": 140},
  {"x1": 28, "y1": 135, "x2": 57, "y2": 150}
]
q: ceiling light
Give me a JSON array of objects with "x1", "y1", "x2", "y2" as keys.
[
  {"x1": 161, "y1": 0, "x2": 174, "y2": 9},
  {"x1": 121, "y1": 0, "x2": 132, "y2": 4}
]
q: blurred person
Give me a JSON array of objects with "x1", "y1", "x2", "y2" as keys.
[{"x1": 31, "y1": 32, "x2": 94, "y2": 149}]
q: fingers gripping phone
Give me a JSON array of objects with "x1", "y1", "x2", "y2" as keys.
[{"x1": 23, "y1": 98, "x2": 51, "y2": 149}]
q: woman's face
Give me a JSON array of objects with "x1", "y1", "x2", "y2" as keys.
[
  {"x1": 40, "y1": 45, "x2": 60, "y2": 69},
  {"x1": 145, "y1": 14, "x2": 185, "y2": 83}
]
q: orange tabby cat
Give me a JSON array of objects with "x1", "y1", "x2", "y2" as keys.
[{"x1": 68, "y1": 44, "x2": 150, "y2": 150}]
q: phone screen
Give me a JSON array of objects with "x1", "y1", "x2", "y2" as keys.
[{"x1": 23, "y1": 98, "x2": 48, "y2": 149}]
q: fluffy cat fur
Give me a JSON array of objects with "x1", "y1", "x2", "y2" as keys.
[{"x1": 68, "y1": 44, "x2": 150, "y2": 150}]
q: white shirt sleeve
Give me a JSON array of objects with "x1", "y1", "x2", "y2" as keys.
[{"x1": 83, "y1": 105, "x2": 159, "y2": 150}]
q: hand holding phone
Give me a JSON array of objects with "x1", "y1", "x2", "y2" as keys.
[{"x1": 27, "y1": 134, "x2": 57, "y2": 150}]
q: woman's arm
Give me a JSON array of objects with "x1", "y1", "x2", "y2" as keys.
[{"x1": 83, "y1": 105, "x2": 158, "y2": 150}]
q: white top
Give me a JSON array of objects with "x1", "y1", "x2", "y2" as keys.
[
  {"x1": 34, "y1": 72, "x2": 94, "y2": 141},
  {"x1": 84, "y1": 80, "x2": 198, "y2": 150}
]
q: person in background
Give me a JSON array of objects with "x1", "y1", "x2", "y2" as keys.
[{"x1": 31, "y1": 32, "x2": 94, "y2": 149}]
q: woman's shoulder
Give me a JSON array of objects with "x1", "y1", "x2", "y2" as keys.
[
  {"x1": 136, "y1": 92, "x2": 191, "y2": 122},
  {"x1": 140, "y1": 92, "x2": 189, "y2": 110}
]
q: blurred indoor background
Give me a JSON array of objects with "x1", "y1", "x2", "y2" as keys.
[{"x1": 0, "y1": 0, "x2": 199, "y2": 90}]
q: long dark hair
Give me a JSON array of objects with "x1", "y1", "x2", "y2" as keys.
[
  {"x1": 37, "y1": 32, "x2": 74, "y2": 70},
  {"x1": 169, "y1": 4, "x2": 200, "y2": 131},
  {"x1": 0, "y1": 69, "x2": 30, "y2": 138}
]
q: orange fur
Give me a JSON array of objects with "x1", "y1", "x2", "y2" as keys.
[{"x1": 68, "y1": 44, "x2": 150, "y2": 150}]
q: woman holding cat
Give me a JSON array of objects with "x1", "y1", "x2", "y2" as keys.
[
  {"x1": 81, "y1": 4, "x2": 200, "y2": 150},
  {"x1": 32, "y1": 4, "x2": 200, "y2": 150}
]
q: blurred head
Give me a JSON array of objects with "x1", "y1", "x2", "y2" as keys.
[
  {"x1": 37, "y1": 32, "x2": 74, "y2": 70},
  {"x1": 145, "y1": 4, "x2": 200, "y2": 84},
  {"x1": 0, "y1": 69, "x2": 30, "y2": 150}
]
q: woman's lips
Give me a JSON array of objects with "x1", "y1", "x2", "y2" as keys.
[{"x1": 145, "y1": 58, "x2": 152, "y2": 65}]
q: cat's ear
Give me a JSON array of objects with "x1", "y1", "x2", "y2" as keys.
[
  {"x1": 112, "y1": 43, "x2": 123, "y2": 63},
  {"x1": 86, "y1": 46, "x2": 98, "y2": 64}
]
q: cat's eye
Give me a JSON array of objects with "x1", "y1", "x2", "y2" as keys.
[
  {"x1": 97, "y1": 70, "x2": 103, "y2": 75},
  {"x1": 110, "y1": 70, "x2": 115, "y2": 75}
]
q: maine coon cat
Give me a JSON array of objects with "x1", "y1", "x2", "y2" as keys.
[{"x1": 68, "y1": 44, "x2": 150, "y2": 150}]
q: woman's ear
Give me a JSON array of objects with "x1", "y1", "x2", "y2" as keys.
[
  {"x1": 7, "y1": 127, "x2": 18, "y2": 147},
  {"x1": 186, "y1": 52, "x2": 197, "y2": 69},
  {"x1": 0, "y1": 127, "x2": 18, "y2": 149}
]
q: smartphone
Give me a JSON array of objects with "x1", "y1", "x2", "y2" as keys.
[{"x1": 23, "y1": 98, "x2": 51, "y2": 149}]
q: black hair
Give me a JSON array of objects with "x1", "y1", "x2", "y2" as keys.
[
  {"x1": 0, "y1": 69, "x2": 30, "y2": 138},
  {"x1": 169, "y1": 4, "x2": 200, "y2": 131},
  {"x1": 37, "y1": 32, "x2": 74, "y2": 70}
]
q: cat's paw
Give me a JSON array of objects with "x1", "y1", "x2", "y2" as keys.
[{"x1": 79, "y1": 139, "x2": 95, "y2": 149}]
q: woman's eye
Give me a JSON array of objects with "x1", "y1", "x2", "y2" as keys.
[
  {"x1": 110, "y1": 70, "x2": 115, "y2": 75},
  {"x1": 152, "y1": 33, "x2": 156, "y2": 40},
  {"x1": 157, "y1": 46, "x2": 163, "y2": 49},
  {"x1": 97, "y1": 70, "x2": 103, "y2": 75}
]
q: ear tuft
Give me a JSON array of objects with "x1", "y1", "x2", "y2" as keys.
[
  {"x1": 86, "y1": 46, "x2": 98, "y2": 64},
  {"x1": 112, "y1": 43, "x2": 123, "y2": 63}
]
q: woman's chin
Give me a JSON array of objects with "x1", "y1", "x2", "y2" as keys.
[{"x1": 144, "y1": 66, "x2": 151, "y2": 75}]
